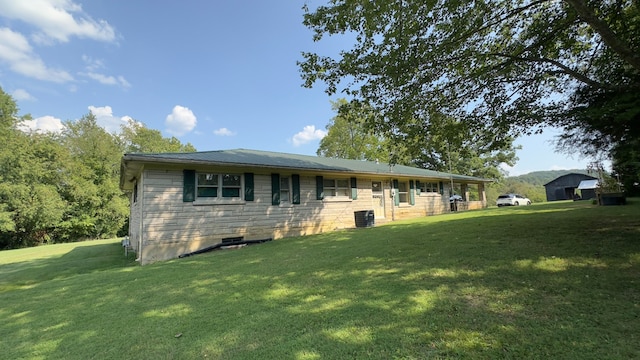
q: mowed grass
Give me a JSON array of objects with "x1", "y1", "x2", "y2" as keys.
[{"x1": 1, "y1": 201, "x2": 639, "y2": 359}]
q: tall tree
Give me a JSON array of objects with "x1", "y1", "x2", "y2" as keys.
[
  {"x1": 398, "y1": 114, "x2": 519, "y2": 179},
  {"x1": 299, "y1": 0, "x2": 640, "y2": 163},
  {"x1": 58, "y1": 113, "x2": 128, "y2": 240},
  {"x1": 317, "y1": 99, "x2": 388, "y2": 161},
  {"x1": 120, "y1": 119, "x2": 197, "y2": 153},
  {"x1": 0, "y1": 88, "x2": 68, "y2": 247},
  {"x1": 0, "y1": 87, "x2": 200, "y2": 248},
  {"x1": 318, "y1": 98, "x2": 518, "y2": 179}
]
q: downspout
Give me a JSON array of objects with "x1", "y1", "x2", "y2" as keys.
[
  {"x1": 390, "y1": 178, "x2": 395, "y2": 221},
  {"x1": 447, "y1": 142, "x2": 454, "y2": 197},
  {"x1": 137, "y1": 169, "x2": 144, "y2": 263}
]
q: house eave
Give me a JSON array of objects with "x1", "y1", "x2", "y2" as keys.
[{"x1": 119, "y1": 151, "x2": 493, "y2": 188}]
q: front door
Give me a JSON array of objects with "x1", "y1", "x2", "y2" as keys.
[{"x1": 371, "y1": 181, "x2": 385, "y2": 219}]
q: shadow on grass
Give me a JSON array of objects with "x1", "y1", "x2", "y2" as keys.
[
  {"x1": 1, "y1": 200, "x2": 639, "y2": 359},
  {"x1": 0, "y1": 242, "x2": 137, "y2": 291}
]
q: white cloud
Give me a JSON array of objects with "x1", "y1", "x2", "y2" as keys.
[
  {"x1": 165, "y1": 105, "x2": 197, "y2": 136},
  {"x1": 16, "y1": 106, "x2": 133, "y2": 135},
  {"x1": 214, "y1": 127, "x2": 235, "y2": 136},
  {"x1": 291, "y1": 125, "x2": 327, "y2": 146},
  {"x1": 81, "y1": 54, "x2": 104, "y2": 71},
  {"x1": 17, "y1": 115, "x2": 64, "y2": 134},
  {"x1": 88, "y1": 105, "x2": 131, "y2": 133},
  {"x1": 0, "y1": 0, "x2": 116, "y2": 44},
  {"x1": 12, "y1": 88, "x2": 35, "y2": 101},
  {"x1": 0, "y1": 27, "x2": 73, "y2": 82},
  {"x1": 81, "y1": 72, "x2": 130, "y2": 88}
]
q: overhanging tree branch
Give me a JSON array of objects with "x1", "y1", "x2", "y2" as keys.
[
  {"x1": 490, "y1": 53, "x2": 606, "y2": 88},
  {"x1": 563, "y1": 0, "x2": 640, "y2": 71}
]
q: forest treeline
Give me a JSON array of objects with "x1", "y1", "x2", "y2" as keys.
[{"x1": 0, "y1": 88, "x2": 195, "y2": 249}]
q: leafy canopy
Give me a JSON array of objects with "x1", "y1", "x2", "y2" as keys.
[
  {"x1": 300, "y1": 0, "x2": 640, "y2": 158},
  {"x1": 0, "y1": 87, "x2": 197, "y2": 248},
  {"x1": 318, "y1": 98, "x2": 518, "y2": 180},
  {"x1": 317, "y1": 99, "x2": 389, "y2": 161}
]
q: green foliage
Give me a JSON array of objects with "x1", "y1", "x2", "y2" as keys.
[
  {"x1": 0, "y1": 104, "x2": 70, "y2": 247},
  {"x1": 300, "y1": 0, "x2": 640, "y2": 180},
  {"x1": 317, "y1": 99, "x2": 389, "y2": 161},
  {"x1": 121, "y1": 119, "x2": 197, "y2": 153},
  {"x1": 487, "y1": 179, "x2": 547, "y2": 204},
  {"x1": 509, "y1": 169, "x2": 592, "y2": 187},
  {"x1": 0, "y1": 87, "x2": 196, "y2": 248},
  {"x1": 318, "y1": 99, "x2": 518, "y2": 180},
  {"x1": 397, "y1": 114, "x2": 519, "y2": 179},
  {"x1": 57, "y1": 113, "x2": 128, "y2": 240},
  {"x1": 0, "y1": 87, "x2": 18, "y2": 130},
  {"x1": 611, "y1": 138, "x2": 640, "y2": 196}
]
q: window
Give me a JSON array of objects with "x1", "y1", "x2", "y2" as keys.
[
  {"x1": 197, "y1": 173, "x2": 242, "y2": 199},
  {"x1": 273, "y1": 174, "x2": 300, "y2": 205},
  {"x1": 221, "y1": 174, "x2": 241, "y2": 197},
  {"x1": 197, "y1": 173, "x2": 218, "y2": 197},
  {"x1": 372, "y1": 181, "x2": 383, "y2": 193},
  {"x1": 324, "y1": 178, "x2": 350, "y2": 197},
  {"x1": 419, "y1": 181, "x2": 439, "y2": 193},
  {"x1": 398, "y1": 181, "x2": 409, "y2": 203},
  {"x1": 280, "y1": 176, "x2": 290, "y2": 203}
]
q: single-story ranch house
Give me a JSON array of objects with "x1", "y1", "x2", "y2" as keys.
[{"x1": 119, "y1": 149, "x2": 491, "y2": 264}]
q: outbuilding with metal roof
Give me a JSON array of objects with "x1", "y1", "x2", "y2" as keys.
[{"x1": 543, "y1": 173, "x2": 598, "y2": 201}]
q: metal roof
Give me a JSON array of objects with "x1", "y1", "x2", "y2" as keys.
[
  {"x1": 577, "y1": 179, "x2": 599, "y2": 190},
  {"x1": 542, "y1": 172, "x2": 597, "y2": 186},
  {"x1": 120, "y1": 148, "x2": 490, "y2": 189}
]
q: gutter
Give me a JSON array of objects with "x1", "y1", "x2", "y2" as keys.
[{"x1": 121, "y1": 154, "x2": 492, "y2": 183}]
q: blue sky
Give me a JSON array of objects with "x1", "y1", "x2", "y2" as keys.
[{"x1": 0, "y1": 0, "x2": 600, "y2": 176}]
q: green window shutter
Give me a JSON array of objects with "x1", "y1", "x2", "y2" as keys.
[
  {"x1": 415, "y1": 180, "x2": 421, "y2": 195},
  {"x1": 292, "y1": 174, "x2": 301, "y2": 204},
  {"x1": 271, "y1": 174, "x2": 280, "y2": 205},
  {"x1": 439, "y1": 181, "x2": 444, "y2": 195},
  {"x1": 393, "y1": 179, "x2": 400, "y2": 206},
  {"x1": 183, "y1": 170, "x2": 195, "y2": 202},
  {"x1": 350, "y1": 177, "x2": 357, "y2": 200},
  {"x1": 409, "y1": 180, "x2": 416, "y2": 205},
  {"x1": 316, "y1": 176, "x2": 324, "y2": 200},
  {"x1": 244, "y1": 173, "x2": 254, "y2": 201}
]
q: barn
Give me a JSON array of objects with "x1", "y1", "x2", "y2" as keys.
[{"x1": 543, "y1": 173, "x2": 598, "y2": 201}]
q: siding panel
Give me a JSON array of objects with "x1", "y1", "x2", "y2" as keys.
[{"x1": 135, "y1": 170, "x2": 485, "y2": 264}]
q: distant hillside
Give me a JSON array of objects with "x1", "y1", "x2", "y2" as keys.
[{"x1": 509, "y1": 169, "x2": 592, "y2": 186}]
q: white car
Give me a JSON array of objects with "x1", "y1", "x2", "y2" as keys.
[{"x1": 496, "y1": 194, "x2": 531, "y2": 207}]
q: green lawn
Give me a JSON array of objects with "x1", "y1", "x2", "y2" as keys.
[{"x1": 1, "y1": 200, "x2": 639, "y2": 359}]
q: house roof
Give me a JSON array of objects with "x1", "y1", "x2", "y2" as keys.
[
  {"x1": 543, "y1": 173, "x2": 597, "y2": 187},
  {"x1": 120, "y1": 148, "x2": 491, "y2": 190}
]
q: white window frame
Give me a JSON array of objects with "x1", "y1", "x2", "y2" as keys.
[
  {"x1": 419, "y1": 181, "x2": 439, "y2": 194},
  {"x1": 280, "y1": 176, "x2": 291, "y2": 203},
  {"x1": 398, "y1": 181, "x2": 409, "y2": 204},
  {"x1": 324, "y1": 178, "x2": 350, "y2": 198}
]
